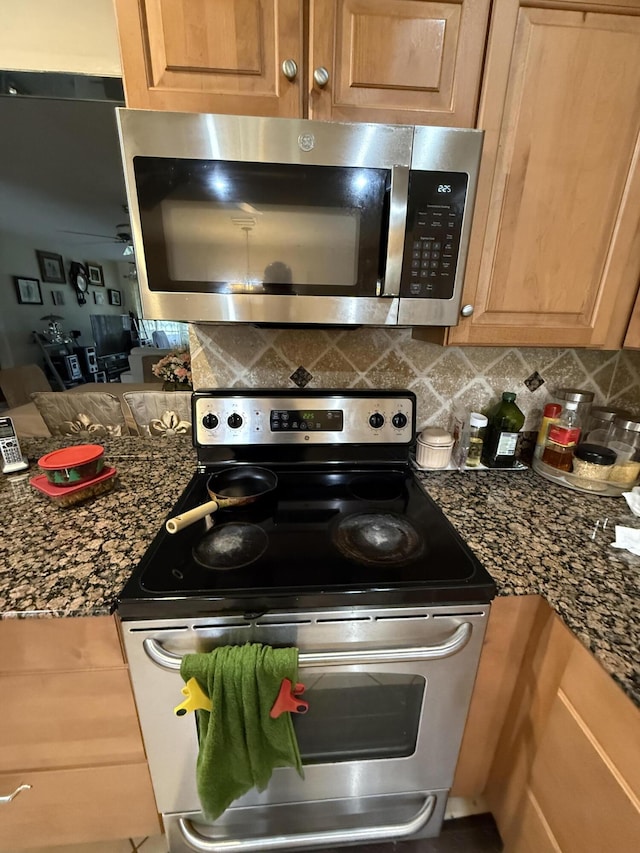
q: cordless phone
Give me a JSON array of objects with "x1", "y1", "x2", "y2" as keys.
[{"x1": 0, "y1": 417, "x2": 28, "y2": 474}]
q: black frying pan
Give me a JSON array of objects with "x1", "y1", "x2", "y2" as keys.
[{"x1": 165, "y1": 466, "x2": 277, "y2": 534}]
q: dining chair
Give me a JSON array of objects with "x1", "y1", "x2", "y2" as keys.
[
  {"x1": 122, "y1": 391, "x2": 192, "y2": 437},
  {"x1": 0, "y1": 364, "x2": 52, "y2": 408},
  {"x1": 31, "y1": 391, "x2": 131, "y2": 437}
]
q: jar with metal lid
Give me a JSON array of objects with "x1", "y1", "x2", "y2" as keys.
[
  {"x1": 571, "y1": 443, "x2": 617, "y2": 481},
  {"x1": 609, "y1": 415, "x2": 640, "y2": 458},
  {"x1": 416, "y1": 427, "x2": 454, "y2": 469},
  {"x1": 584, "y1": 406, "x2": 631, "y2": 442},
  {"x1": 551, "y1": 388, "x2": 595, "y2": 432},
  {"x1": 608, "y1": 416, "x2": 640, "y2": 485}
]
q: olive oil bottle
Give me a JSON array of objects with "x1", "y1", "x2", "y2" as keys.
[{"x1": 481, "y1": 392, "x2": 525, "y2": 468}]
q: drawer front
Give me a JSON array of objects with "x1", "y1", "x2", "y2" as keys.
[
  {"x1": 0, "y1": 764, "x2": 159, "y2": 850},
  {"x1": 0, "y1": 616, "x2": 125, "y2": 674},
  {"x1": 1, "y1": 668, "x2": 146, "y2": 771}
]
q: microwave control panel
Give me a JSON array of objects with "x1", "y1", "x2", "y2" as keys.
[{"x1": 400, "y1": 171, "x2": 469, "y2": 300}]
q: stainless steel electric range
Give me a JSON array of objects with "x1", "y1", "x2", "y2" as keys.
[{"x1": 116, "y1": 389, "x2": 496, "y2": 853}]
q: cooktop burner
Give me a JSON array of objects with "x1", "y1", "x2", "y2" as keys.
[
  {"x1": 117, "y1": 390, "x2": 495, "y2": 619},
  {"x1": 193, "y1": 522, "x2": 269, "y2": 570},
  {"x1": 332, "y1": 511, "x2": 424, "y2": 567}
]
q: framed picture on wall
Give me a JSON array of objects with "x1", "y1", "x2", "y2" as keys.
[
  {"x1": 51, "y1": 290, "x2": 65, "y2": 306},
  {"x1": 108, "y1": 288, "x2": 122, "y2": 306},
  {"x1": 14, "y1": 276, "x2": 43, "y2": 305},
  {"x1": 86, "y1": 262, "x2": 104, "y2": 286},
  {"x1": 93, "y1": 291, "x2": 105, "y2": 305},
  {"x1": 36, "y1": 250, "x2": 66, "y2": 283}
]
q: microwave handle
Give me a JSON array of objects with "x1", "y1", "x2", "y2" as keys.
[
  {"x1": 142, "y1": 621, "x2": 472, "y2": 671},
  {"x1": 380, "y1": 164, "x2": 410, "y2": 297}
]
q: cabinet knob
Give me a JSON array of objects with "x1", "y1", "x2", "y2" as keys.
[
  {"x1": 313, "y1": 66, "x2": 330, "y2": 88},
  {"x1": 281, "y1": 59, "x2": 298, "y2": 81},
  {"x1": 0, "y1": 784, "x2": 31, "y2": 805},
  {"x1": 460, "y1": 304, "x2": 474, "y2": 317}
]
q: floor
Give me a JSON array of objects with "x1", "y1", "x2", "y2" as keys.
[{"x1": 18, "y1": 814, "x2": 502, "y2": 853}]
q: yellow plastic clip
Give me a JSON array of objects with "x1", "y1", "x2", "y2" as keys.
[{"x1": 174, "y1": 677, "x2": 213, "y2": 716}]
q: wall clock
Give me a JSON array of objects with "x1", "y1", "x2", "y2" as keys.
[{"x1": 69, "y1": 262, "x2": 89, "y2": 304}]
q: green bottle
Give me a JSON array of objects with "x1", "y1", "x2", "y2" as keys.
[{"x1": 481, "y1": 392, "x2": 525, "y2": 468}]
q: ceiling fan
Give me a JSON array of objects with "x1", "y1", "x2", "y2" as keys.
[{"x1": 58, "y1": 222, "x2": 135, "y2": 256}]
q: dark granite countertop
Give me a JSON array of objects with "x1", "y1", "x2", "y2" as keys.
[
  {"x1": 413, "y1": 466, "x2": 639, "y2": 707},
  {"x1": 1, "y1": 437, "x2": 637, "y2": 706},
  {"x1": 0, "y1": 437, "x2": 196, "y2": 619}
]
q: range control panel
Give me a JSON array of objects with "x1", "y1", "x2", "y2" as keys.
[
  {"x1": 400, "y1": 170, "x2": 468, "y2": 300},
  {"x1": 193, "y1": 391, "x2": 416, "y2": 447}
]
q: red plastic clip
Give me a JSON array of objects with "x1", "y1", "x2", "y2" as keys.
[{"x1": 270, "y1": 678, "x2": 309, "y2": 718}]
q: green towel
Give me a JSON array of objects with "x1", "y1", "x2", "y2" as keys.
[{"x1": 180, "y1": 643, "x2": 304, "y2": 819}]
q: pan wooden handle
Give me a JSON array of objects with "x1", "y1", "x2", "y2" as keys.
[{"x1": 165, "y1": 500, "x2": 220, "y2": 534}]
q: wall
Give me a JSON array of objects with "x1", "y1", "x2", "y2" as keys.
[
  {"x1": 190, "y1": 325, "x2": 640, "y2": 431},
  {"x1": 0, "y1": 232, "x2": 138, "y2": 368},
  {"x1": 0, "y1": 1, "x2": 121, "y2": 77}
]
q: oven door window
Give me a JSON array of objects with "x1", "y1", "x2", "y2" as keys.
[
  {"x1": 292, "y1": 672, "x2": 425, "y2": 764},
  {"x1": 133, "y1": 157, "x2": 390, "y2": 297}
]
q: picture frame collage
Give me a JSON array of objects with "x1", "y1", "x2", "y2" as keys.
[{"x1": 13, "y1": 251, "x2": 124, "y2": 309}]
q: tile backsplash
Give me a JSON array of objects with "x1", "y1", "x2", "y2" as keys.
[{"x1": 190, "y1": 325, "x2": 640, "y2": 431}]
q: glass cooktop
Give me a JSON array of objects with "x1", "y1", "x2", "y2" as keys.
[{"x1": 117, "y1": 465, "x2": 495, "y2": 620}]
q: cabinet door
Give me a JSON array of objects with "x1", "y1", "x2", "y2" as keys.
[
  {"x1": 448, "y1": 1, "x2": 640, "y2": 347},
  {"x1": 624, "y1": 284, "x2": 640, "y2": 349},
  {"x1": 309, "y1": 0, "x2": 490, "y2": 126},
  {"x1": 115, "y1": 0, "x2": 304, "y2": 117},
  {"x1": 529, "y1": 691, "x2": 640, "y2": 853}
]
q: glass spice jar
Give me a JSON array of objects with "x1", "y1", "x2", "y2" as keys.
[
  {"x1": 466, "y1": 413, "x2": 488, "y2": 468},
  {"x1": 541, "y1": 423, "x2": 581, "y2": 472},
  {"x1": 551, "y1": 388, "x2": 594, "y2": 432}
]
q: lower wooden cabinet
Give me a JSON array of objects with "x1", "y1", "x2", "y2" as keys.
[
  {"x1": 483, "y1": 600, "x2": 640, "y2": 853},
  {"x1": 0, "y1": 765, "x2": 159, "y2": 850},
  {"x1": 530, "y1": 690, "x2": 640, "y2": 852},
  {"x1": 0, "y1": 615, "x2": 160, "y2": 850}
]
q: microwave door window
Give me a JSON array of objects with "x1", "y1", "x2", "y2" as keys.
[
  {"x1": 133, "y1": 158, "x2": 390, "y2": 297},
  {"x1": 161, "y1": 202, "x2": 359, "y2": 290}
]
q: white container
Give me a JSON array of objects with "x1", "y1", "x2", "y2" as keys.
[{"x1": 416, "y1": 427, "x2": 454, "y2": 469}]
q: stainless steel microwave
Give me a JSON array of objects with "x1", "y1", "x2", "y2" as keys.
[{"x1": 116, "y1": 109, "x2": 483, "y2": 327}]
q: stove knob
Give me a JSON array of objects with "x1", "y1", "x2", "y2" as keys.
[
  {"x1": 227, "y1": 413, "x2": 243, "y2": 429},
  {"x1": 369, "y1": 412, "x2": 385, "y2": 429},
  {"x1": 202, "y1": 413, "x2": 218, "y2": 430},
  {"x1": 392, "y1": 412, "x2": 408, "y2": 429}
]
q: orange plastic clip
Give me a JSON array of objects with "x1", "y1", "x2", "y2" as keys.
[{"x1": 270, "y1": 678, "x2": 309, "y2": 718}]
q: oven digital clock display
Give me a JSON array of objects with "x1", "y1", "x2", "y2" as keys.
[{"x1": 270, "y1": 409, "x2": 344, "y2": 431}]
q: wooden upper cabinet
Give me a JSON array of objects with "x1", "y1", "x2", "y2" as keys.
[
  {"x1": 308, "y1": 0, "x2": 491, "y2": 126},
  {"x1": 624, "y1": 285, "x2": 640, "y2": 349},
  {"x1": 114, "y1": 0, "x2": 304, "y2": 116},
  {"x1": 447, "y1": 0, "x2": 640, "y2": 348},
  {"x1": 114, "y1": 0, "x2": 490, "y2": 126}
]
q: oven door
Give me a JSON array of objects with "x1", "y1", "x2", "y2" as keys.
[{"x1": 120, "y1": 605, "x2": 488, "y2": 818}]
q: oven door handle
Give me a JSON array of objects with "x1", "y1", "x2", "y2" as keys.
[
  {"x1": 177, "y1": 793, "x2": 437, "y2": 851},
  {"x1": 142, "y1": 621, "x2": 473, "y2": 671}
]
